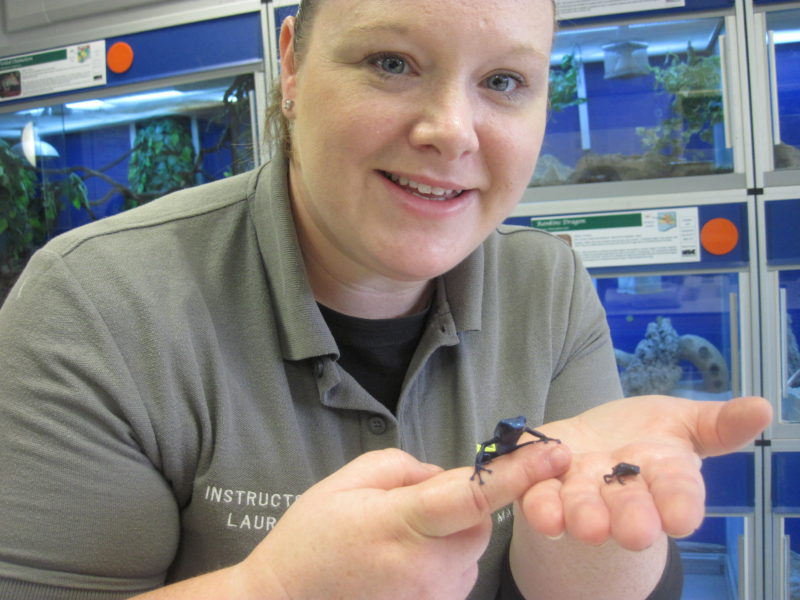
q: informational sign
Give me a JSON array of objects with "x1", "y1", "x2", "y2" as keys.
[
  {"x1": 0, "y1": 40, "x2": 106, "y2": 103},
  {"x1": 531, "y1": 207, "x2": 701, "y2": 268},
  {"x1": 555, "y1": 0, "x2": 685, "y2": 20}
]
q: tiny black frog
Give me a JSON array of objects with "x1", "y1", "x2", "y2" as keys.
[
  {"x1": 603, "y1": 462, "x2": 640, "y2": 485},
  {"x1": 471, "y1": 416, "x2": 560, "y2": 485}
]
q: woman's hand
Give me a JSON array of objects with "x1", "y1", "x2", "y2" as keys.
[
  {"x1": 238, "y1": 442, "x2": 571, "y2": 600},
  {"x1": 519, "y1": 395, "x2": 772, "y2": 551}
]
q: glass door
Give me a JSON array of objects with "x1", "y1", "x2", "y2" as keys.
[
  {"x1": 754, "y1": 7, "x2": 800, "y2": 187},
  {"x1": 0, "y1": 73, "x2": 259, "y2": 301},
  {"x1": 527, "y1": 9, "x2": 746, "y2": 199}
]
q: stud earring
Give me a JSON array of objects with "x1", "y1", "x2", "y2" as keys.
[{"x1": 283, "y1": 99, "x2": 294, "y2": 111}]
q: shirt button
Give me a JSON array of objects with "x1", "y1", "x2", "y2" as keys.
[{"x1": 368, "y1": 415, "x2": 387, "y2": 435}]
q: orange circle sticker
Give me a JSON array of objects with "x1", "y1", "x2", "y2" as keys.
[
  {"x1": 107, "y1": 42, "x2": 134, "y2": 74},
  {"x1": 700, "y1": 217, "x2": 739, "y2": 255}
]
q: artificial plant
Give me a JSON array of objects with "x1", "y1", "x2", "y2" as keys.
[
  {"x1": 0, "y1": 140, "x2": 92, "y2": 297},
  {"x1": 127, "y1": 116, "x2": 196, "y2": 208},
  {"x1": 549, "y1": 53, "x2": 587, "y2": 113},
  {"x1": 636, "y1": 42, "x2": 723, "y2": 162},
  {"x1": 0, "y1": 138, "x2": 38, "y2": 275},
  {"x1": 1, "y1": 75, "x2": 256, "y2": 300}
]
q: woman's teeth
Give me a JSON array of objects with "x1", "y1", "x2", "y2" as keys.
[{"x1": 385, "y1": 172, "x2": 462, "y2": 199}]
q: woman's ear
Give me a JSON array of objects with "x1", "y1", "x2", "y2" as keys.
[{"x1": 279, "y1": 16, "x2": 298, "y2": 108}]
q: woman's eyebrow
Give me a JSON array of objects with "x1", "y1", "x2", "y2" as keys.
[
  {"x1": 337, "y1": 22, "x2": 549, "y2": 63},
  {"x1": 344, "y1": 21, "x2": 412, "y2": 38},
  {"x1": 506, "y1": 43, "x2": 551, "y2": 63}
]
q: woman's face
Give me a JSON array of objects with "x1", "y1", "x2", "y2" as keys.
[{"x1": 281, "y1": 0, "x2": 553, "y2": 293}]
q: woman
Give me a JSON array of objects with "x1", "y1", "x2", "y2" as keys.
[{"x1": 0, "y1": 0, "x2": 771, "y2": 598}]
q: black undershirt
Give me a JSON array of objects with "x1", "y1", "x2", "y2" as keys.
[
  {"x1": 317, "y1": 303, "x2": 428, "y2": 414},
  {"x1": 318, "y1": 303, "x2": 683, "y2": 599}
]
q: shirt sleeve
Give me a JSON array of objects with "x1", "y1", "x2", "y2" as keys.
[
  {"x1": 544, "y1": 249, "x2": 623, "y2": 423},
  {"x1": 0, "y1": 250, "x2": 179, "y2": 598}
]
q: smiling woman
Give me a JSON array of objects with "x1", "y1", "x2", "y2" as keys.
[
  {"x1": 0, "y1": 1, "x2": 772, "y2": 600},
  {"x1": 278, "y1": 0, "x2": 552, "y2": 318}
]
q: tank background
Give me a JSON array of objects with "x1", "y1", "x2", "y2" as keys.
[
  {"x1": 777, "y1": 42, "x2": 800, "y2": 151},
  {"x1": 594, "y1": 273, "x2": 737, "y2": 393},
  {"x1": 540, "y1": 49, "x2": 726, "y2": 173},
  {"x1": 36, "y1": 115, "x2": 233, "y2": 234}
]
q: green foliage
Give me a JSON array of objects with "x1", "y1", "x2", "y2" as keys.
[
  {"x1": 1, "y1": 80, "x2": 253, "y2": 299},
  {"x1": 127, "y1": 117, "x2": 196, "y2": 208},
  {"x1": 40, "y1": 173, "x2": 89, "y2": 224},
  {"x1": 64, "y1": 172, "x2": 90, "y2": 211},
  {"x1": 0, "y1": 139, "x2": 40, "y2": 271},
  {"x1": 636, "y1": 43, "x2": 723, "y2": 161},
  {"x1": 549, "y1": 53, "x2": 587, "y2": 113},
  {"x1": 0, "y1": 142, "x2": 91, "y2": 283}
]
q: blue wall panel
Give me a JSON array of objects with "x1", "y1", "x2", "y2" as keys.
[
  {"x1": 765, "y1": 198, "x2": 800, "y2": 266},
  {"x1": 773, "y1": 452, "x2": 800, "y2": 513},
  {"x1": 776, "y1": 42, "x2": 800, "y2": 148}
]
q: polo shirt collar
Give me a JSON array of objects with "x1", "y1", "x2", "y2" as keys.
[
  {"x1": 249, "y1": 152, "x2": 484, "y2": 362},
  {"x1": 249, "y1": 151, "x2": 337, "y2": 362},
  {"x1": 440, "y1": 242, "x2": 483, "y2": 333}
]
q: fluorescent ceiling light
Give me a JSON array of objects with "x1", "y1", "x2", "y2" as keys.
[
  {"x1": 16, "y1": 107, "x2": 45, "y2": 117},
  {"x1": 773, "y1": 30, "x2": 800, "y2": 44},
  {"x1": 110, "y1": 90, "x2": 184, "y2": 104},
  {"x1": 66, "y1": 99, "x2": 110, "y2": 110}
]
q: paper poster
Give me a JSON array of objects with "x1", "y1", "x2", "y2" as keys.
[
  {"x1": 531, "y1": 207, "x2": 701, "y2": 268},
  {"x1": 555, "y1": 0, "x2": 685, "y2": 20},
  {"x1": 0, "y1": 41, "x2": 107, "y2": 103}
]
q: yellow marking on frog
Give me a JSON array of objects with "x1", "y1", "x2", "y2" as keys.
[{"x1": 477, "y1": 443, "x2": 497, "y2": 453}]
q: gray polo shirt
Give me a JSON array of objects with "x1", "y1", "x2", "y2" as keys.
[{"x1": 0, "y1": 153, "x2": 622, "y2": 599}]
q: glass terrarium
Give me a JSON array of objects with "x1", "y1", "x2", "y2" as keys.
[
  {"x1": 679, "y1": 452, "x2": 755, "y2": 600},
  {"x1": 0, "y1": 74, "x2": 257, "y2": 300},
  {"x1": 781, "y1": 517, "x2": 800, "y2": 600},
  {"x1": 780, "y1": 269, "x2": 800, "y2": 423},
  {"x1": 765, "y1": 8, "x2": 800, "y2": 177},
  {"x1": 534, "y1": 15, "x2": 733, "y2": 187},
  {"x1": 679, "y1": 515, "x2": 747, "y2": 600},
  {"x1": 594, "y1": 273, "x2": 741, "y2": 400},
  {"x1": 772, "y1": 451, "x2": 800, "y2": 600}
]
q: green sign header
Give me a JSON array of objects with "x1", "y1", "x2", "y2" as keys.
[
  {"x1": 531, "y1": 213, "x2": 642, "y2": 233},
  {"x1": 0, "y1": 49, "x2": 67, "y2": 71}
]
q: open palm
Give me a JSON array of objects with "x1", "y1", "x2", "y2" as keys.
[{"x1": 519, "y1": 395, "x2": 772, "y2": 550}]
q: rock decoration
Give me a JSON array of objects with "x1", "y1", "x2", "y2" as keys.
[{"x1": 615, "y1": 316, "x2": 730, "y2": 396}]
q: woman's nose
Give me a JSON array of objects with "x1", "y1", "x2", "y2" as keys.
[{"x1": 409, "y1": 85, "x2": 480, "y2": 160}]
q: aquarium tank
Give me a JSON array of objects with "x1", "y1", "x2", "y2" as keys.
[
  {"x1": 534, "y1": 16, "x2": 733, "y2": 187},
  {"x1": 766, "y1": 8, "x2": 800, "y2": 174},
  {"x1": 781, "y1": 269, "x2": 800, "y2": 423},
  {"x1": 594, "y1": 273, "x2": 740, "y2": 400},
  {"x1": 0, "y1": 74, "x2": 257, "y2": 300}
]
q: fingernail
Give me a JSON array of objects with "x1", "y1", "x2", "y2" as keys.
[{"x1": 545, "y1": 531, "x2": 565, "y2": 541}]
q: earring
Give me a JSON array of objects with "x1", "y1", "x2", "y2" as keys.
[{"x1": 283, "y1": 99, "x2": 294, "y2": 111}]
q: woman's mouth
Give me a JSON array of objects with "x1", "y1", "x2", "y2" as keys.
[{"x1": 381, "y1": 171, "x2": 465, "y2": 201}]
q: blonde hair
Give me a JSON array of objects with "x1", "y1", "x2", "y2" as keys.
[{"x1": 265, "y1": 0, "x2": 320, "y2": 156}]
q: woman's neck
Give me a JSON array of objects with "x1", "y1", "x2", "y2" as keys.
[{"x1": 302, "y1": 252, "x2": 434, "y2": 318}]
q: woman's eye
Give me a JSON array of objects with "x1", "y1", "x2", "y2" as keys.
[
  {"x1": 486, "y1": 73, "x2": 521, "y2": 93},
  {"x1": 373, "y1": 54, "x2": 409, "y2": 75}
]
